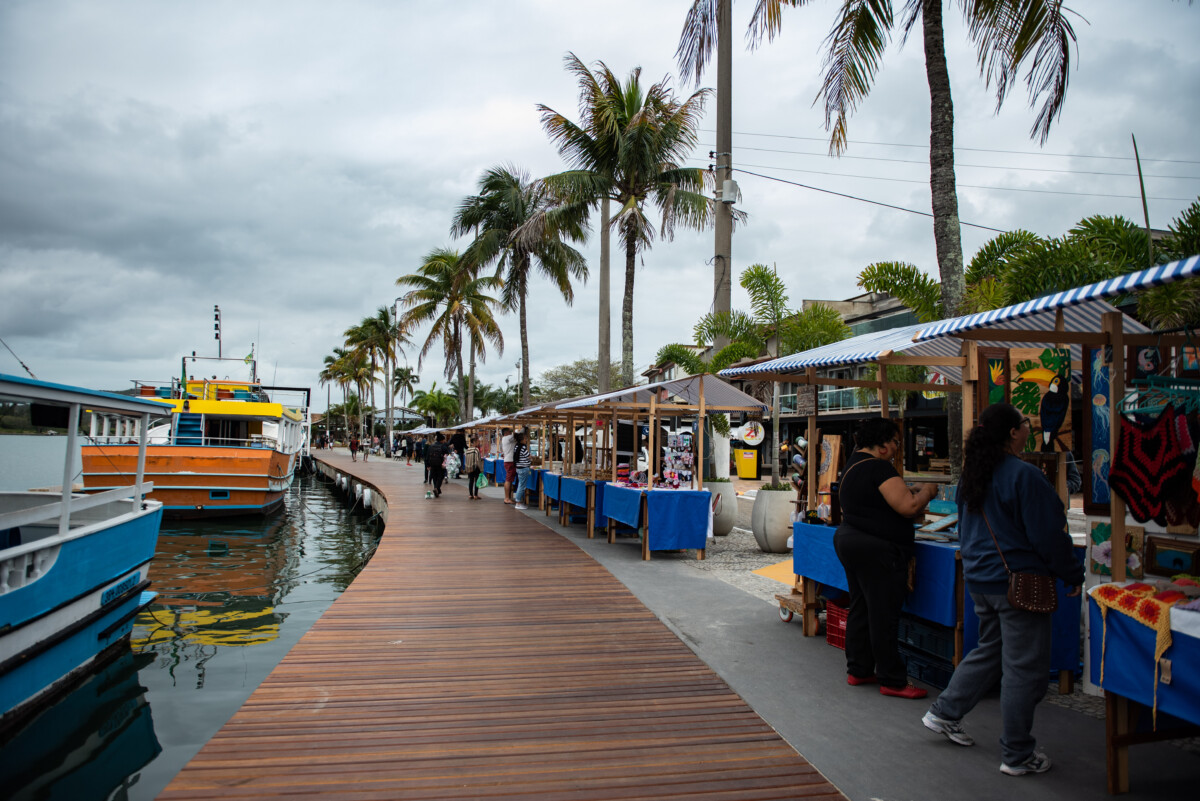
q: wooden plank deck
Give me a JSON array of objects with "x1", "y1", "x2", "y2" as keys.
[{"x1": 160, "y1": 452, "x2": 846, "y2": 800}]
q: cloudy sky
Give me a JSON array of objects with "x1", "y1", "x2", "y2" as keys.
[{"x1": 2, "y1": 1, "x2": 1198, "y2": 412}]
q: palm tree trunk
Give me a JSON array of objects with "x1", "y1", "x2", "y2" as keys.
[
  {"x1": 922, "y1": 0, "x2": 965, "y2": 476},
  {"x1": 598, "y1": 195, "x2": 611, "y2": 393},
  {"x1": 519, "y1": 287, "x2": 531, "y2": 407},
  {"x1": 455, "y1": 324, "x2": 467, "y2": 423},
  {"x1": 468, "y1": 341, "x2": 477, "y2": 423},
  {"x1": 384, "y1": 352, "x2": 393, "y2": 456},
  {"x1": 620, "y1": 234, "x2": 636, "y2": 388}
]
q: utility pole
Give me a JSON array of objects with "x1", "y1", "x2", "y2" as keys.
[{"x1": 712, "y1": 0, "x2": 733, "y2": 355}]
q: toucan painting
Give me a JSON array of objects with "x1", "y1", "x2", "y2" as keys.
[{"x1": 1039, "y1": 374, "x2": 1070, "y2": 452}]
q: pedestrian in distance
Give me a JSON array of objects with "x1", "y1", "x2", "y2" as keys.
[
  {"x1": 833, "y1": 417, "x2": 938, "y2": 699},
  {"x1": 513, "y1": 431, "x2": 532, "y2": 510},
  {"x1": 500, "y1": 427, "x2": 516, "y2": 505},
  {"x1": 349, "y1": 435, "x2": 359, "y2": 462},
  {"x1": 464, "y1": 435, "x2": 483, "y2": 500},
  {"x1": 425, "y1": 433, "x2": 449, "y2": 498},
  {"x1": 921, "y1": 403, "x2": 1083, "y2": 777}
]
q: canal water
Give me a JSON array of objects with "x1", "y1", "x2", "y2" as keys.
[{"x1": 0, "y1": 437, "x2": 382, "y2": 800}]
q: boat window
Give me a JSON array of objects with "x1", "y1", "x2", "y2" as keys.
[{"x1": 208, "y1": 490, "x2": 230, "y2": 500}]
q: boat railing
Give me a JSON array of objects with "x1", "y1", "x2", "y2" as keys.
[{"x1": 0, "y1": 483, "x2": 156, "y2": 594}]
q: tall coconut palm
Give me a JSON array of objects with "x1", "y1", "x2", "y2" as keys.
[
  {"x1": 319, "y1": 347, "x2": 352, "y2": 443},
  {"x1": 346, "y1": 306, "x2": 410, "y2": 453},
  {"x1": 393, "y1": 365, "x2": 419, "y2": 412},
  {"x1": 396, "y1": 247, "x2": 504, "y2": 423},
  {"x1": 451, "y1": 165, "x2": 587, "y2": 407},
  {"x1": 679, "y1": 0, "x2": 1079, "y2": 472},
  {"x1": 538, "y1": 55, "x2": 716, "y2": 388},
  {"x1": 682, "y1": 263, "x2": 849, "y2": 485}
]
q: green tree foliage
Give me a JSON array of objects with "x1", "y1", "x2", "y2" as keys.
[{"x1": 534, "y1": 358, "x2": 621, "y2": 402}]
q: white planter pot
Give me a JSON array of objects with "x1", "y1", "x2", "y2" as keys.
[
  {"x1": 751, "y1": 489, "x2": 794, "y2": 553},
  {"x1": 708, "y1": 482, "x2": 736, "y2": 536},
  {"x1": 712, "y1": 433, "x2": 731, "y2": 479}
]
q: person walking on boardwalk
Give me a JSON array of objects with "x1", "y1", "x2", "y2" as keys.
[
  {"x1": 349, "y1": 435, "x2": 360, "y2": 462},
  {"x1": 500, "y1": 427, "x2": 516, "y2": 505},
  {"x1": 513, "y1": 431, "x2": 532, "y2": 510},
  {"x1": 464, "y1": 434, "x2": 483, "y2": 500},
  {"x1": 921, "y1": 403, "x2": 1083, "y2": 777},
  {"x1": 426, "y1": 433, "x2": 449, "y2": 498}
]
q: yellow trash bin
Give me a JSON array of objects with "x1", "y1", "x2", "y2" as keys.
[{"x1": 735, "y1": 449, "x2": 759, "y2": 480}]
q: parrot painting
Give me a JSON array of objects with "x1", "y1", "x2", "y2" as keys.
[{"x1": 1039, "y1": 374, "x2": 1070, "y2": 452}]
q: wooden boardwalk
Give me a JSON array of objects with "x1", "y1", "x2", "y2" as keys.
[{"x1": 160, "y1": 452, "x2": 845, "y2": 800}]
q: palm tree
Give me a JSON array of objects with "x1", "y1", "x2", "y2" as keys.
[
  {"x1": 396, "y1": 247, "x2": 504, "y2": 422},
  {"x1": 451, "y1": 165, "x2": 586, "y2": 407},
  {"x1": 678, "y1": 0, "x2": 1080, "y2": 471},
  {"x1": 411, "y1": 382, "x2": 459, "y2": 428},
  {"x1": 393, "y1": 365, "x2": 419, "y2": 413},
  {"x1": 539, "y1": 55, "x2": 716, "y2": 387},
  {"x1": 346, "y1": 307, "x2": 410, "y2": 453},
  {"x1": 660, "y1": 263, "x2": 850, "y2": 485},
  {"x1": 339, "y1": 348, "x2": 374, "y2": 438},
  {"x1": 319, "y1": 348, "x2": 352, "y2": 443}
]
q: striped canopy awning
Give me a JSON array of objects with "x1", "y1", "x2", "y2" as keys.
[
  {"x1": 916, "y1": 255, "x2": 1200, "y2": 341},
  {"x1": 717, "y1": 256, "x2": 1200, "y2": 382},
  {"x1": 555, "y1": 374, "x2": 768, "y2": 414}
]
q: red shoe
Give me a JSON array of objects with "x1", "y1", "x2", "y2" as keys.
[
  {"x1": 846, "y1": 674, "x2": 877, "y2": 686},
  {"x1": 879, "y1": 684, "x2": 927, "y2": 699}
]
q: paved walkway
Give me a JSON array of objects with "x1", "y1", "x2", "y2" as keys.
[{"x1": 164, "y1": 451, "x2": 1198, "y2": 799}]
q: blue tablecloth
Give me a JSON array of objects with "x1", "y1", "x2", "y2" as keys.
[
  {"x1": 483, "y1": 458, "x2": 499, "y2": 480},
  {"x1": 647, "y1": 490, "x2": 711, "y2": 551},
  {"x1": 1089, "y1": 598, "x2": 1200, "y2": 726},
  {"x1": 560, "y1": 476, "x2": 589, "y2": 508},
  {"x1": 793, "y1": 521, "x2": 1081, "y2": 669},
  {"x1": 541, "y1": 472, "x2": 561, "y2": 502},
  {"x1": 604, "y1": 485, "x2": 644, "y2": 529}
]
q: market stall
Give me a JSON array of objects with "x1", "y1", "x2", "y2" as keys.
[
  {"x1": 550, "y1": 374, "x2": 767, "y2": 559},
  {"x1": 721, "y1": 255, "x2": 1200, "y2": 794}
]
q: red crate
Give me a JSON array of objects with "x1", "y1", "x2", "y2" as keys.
[{"x1": 825, "y1": 600, "x2": 847, "y2": 650}]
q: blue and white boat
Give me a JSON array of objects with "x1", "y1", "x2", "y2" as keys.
[{"x1": 0, "y1": 373, "x2": 163, "y2": 731}]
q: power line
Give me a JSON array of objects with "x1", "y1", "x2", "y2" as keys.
[
  {"x1": 698, "y1": 158, "x2": 1196, "y2": 203},
  {"x1": 698, "y1": 142, "x2": 1200, "y2": 181},
  {"x1": 731, "y1": 167, "x2": 1008, "y2": 233},
  {"x1": 699, "y1": 128, "x2": 1200, "y2": 165}
]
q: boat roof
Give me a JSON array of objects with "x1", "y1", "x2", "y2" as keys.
[
  {"x1": 0, "y1": 372, "x2": 173, "y2": 416},
  {"x1": 159, "y1": 397, "x2": 303, "y2": 422}
]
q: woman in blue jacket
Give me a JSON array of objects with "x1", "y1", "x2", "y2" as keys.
[{"x1": 922, "y1": 403, "x2": 1083, "y2": 777}]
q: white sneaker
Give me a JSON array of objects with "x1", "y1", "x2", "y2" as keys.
[
  {"x1": 922, "y1": 711, "x2": 974, "y2": 746},
  {"x1": 1000, "y1": 752, "x2": 1051, "y2": 776},
  {"x1": 514, "y1": 503, "x2": 528, "y2": 510}
]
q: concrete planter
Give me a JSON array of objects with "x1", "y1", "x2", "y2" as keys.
[
  {"x1": 707, "y1": 482, "x2": 737, "y2": 536},
  {"x1": 751, "y1": 489, "x2": 794, "y2": 553}
]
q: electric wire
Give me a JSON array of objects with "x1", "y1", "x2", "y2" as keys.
[
  {"x1": 699, "y1": 128, "x2": 1200, "y2": 165},
  {"x1": 699, "y1": 142, "x2": 1200, "y2": 181}
]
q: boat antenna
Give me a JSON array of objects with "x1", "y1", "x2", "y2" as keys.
[{"x1": 0, "y1": 335, "x2": 37, "y2": 379}]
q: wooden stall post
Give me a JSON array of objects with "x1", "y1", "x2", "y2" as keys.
[
  {"x1": 648, "y1": 394, "x2": 658, "y2": 484},
  {"x1": 1103, "y1": 311, "x2": 1128, "y2": 584},
  {"x1": 697, "y1": 374, "x2": 706, "y2": 492},
  {"x1": 806, "y1": 367, "x2": 818, "y2": 511}
]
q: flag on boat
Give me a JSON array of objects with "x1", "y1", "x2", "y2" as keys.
[{"x1": 244, "y1": 349, "x2": 254, "y2": 364}]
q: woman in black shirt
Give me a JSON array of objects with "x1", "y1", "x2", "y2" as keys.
[{"x1": 834, "y1": 418, "x2": 938, "y2": 698}]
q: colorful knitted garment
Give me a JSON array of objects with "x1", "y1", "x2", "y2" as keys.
[
  {"x1": 1093, "y1": 582, "x2": 1187, "y2": 726},
  {"x1": 1110, "y1": 405, "x2": 1198, "y2": 525}
]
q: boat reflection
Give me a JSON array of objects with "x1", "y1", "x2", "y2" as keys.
[{"x1": 0, "y1": 650, "x2": 161, "y2": 801}]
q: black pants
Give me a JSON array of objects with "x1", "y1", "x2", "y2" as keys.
[
  {"x1": 468, "y1": 468, "x2": 481, "y2": 497},
  {"x1": 430, "y1": 467, "x2": 446, "y2": 494},
  {"x1": 833, "y1": 527, "x2": 910, "y2": 688},
  {"x1": 424, "y1": 462, "x2": 431, "y2": 484}
]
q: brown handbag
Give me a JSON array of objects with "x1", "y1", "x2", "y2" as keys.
[{"x1": 983, "y1": 512, "x2": 1057, "y2": 613}]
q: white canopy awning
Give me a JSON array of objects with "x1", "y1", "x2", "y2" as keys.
[{"x1": 555, "y1": 374, "x2": 768, "y2": 414}]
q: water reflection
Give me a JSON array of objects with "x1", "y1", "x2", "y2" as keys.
[
  {"x1": 1, "y1": 650, "x2": 161, "y2": 801},
  {"x1": 0, "y1": 474, "x2": 381, "y2": 799}
]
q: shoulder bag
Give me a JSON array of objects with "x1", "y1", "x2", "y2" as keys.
[{"x1": 983, "y1": 512, "x2": 1057, "y2": 613}]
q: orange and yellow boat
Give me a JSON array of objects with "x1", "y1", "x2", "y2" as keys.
[{"x1": 82, "y1": 374, "x2": 308, "y2": 518}]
